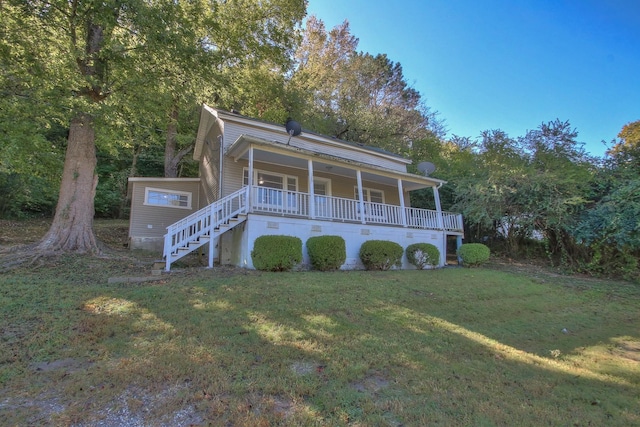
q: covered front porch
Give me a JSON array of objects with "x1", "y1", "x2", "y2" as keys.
[{"x1": 227, "y1": 134, "x2": 463, "y2": 233}]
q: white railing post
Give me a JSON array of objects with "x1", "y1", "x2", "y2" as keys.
[
  {"x1": 242, "y1": 187, "x2": 249, "y2": 215},
  {"x1": 208, "y1": 205, "x2": 215, "y2": 268},
  {"x1": 308, "y1": 160, "x2": 315, "y2": 219},
  {"x1": 433, "y1": 185, "x2": 444, "y2": 230},
  {"x1": 397, "y1": 179, "x2": 407, "y2": 227},
  {"x1": 164, "y1": 233, "x2": 172, "y2": 271},
  {"x1": 247, "y1": 146, "x2": 255, "y2": 211},
  {"x1": 356, "y1": 170, "x2": 366, "y2": 224}
]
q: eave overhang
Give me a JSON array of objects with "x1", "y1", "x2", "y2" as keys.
[{"x1": 227, "y1": 134, "x2": 445, "y2": 192}]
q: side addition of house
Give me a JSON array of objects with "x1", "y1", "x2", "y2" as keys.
[{"x1": 128, "y1": 105, "x2": 464, "y2": 271}]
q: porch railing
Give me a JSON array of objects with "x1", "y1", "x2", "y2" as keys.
[
  {"x1": 164, "y1": 187, "x2": 249, "y2": 271},
  {"x1": 247, "y1": 186, "x2": 463, "y2": 232},
  {"x1": 442, "y1": 211, "x2": 464, "y2": 231}
]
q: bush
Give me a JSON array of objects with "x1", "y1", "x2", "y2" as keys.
[
  {"x1": 251, "y1": 235, "x2": 302, "y2": 271},
  {"x1": 359, "y1": 240, "x2": 403, "y2": 271},
  {"x1": 457, "y1": 243, "x2": 490, "y2": 267},
  {"x1": 406, "y1": 243, "x2": 440, "y2": 269},
  {"x1": 306, "y1": 235, "x2": 346, "y2": 271}
]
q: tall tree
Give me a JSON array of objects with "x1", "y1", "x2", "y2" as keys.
[
  {"x1": 24, "y1": 0, "x2": 123, "y2": 253},
  {"x1": 288, "y1": 16, "x2": 359, "y2": 134},
  {"x1": 289, "y1": 16, "x2": 442, "y2": 154},
  {"x1": 518, "y1": 120, "x2": 594, "y2": 262},
  {"x1": 452, "y1": 130, "x2": 531, "y2": 249},
  {"x1": 336, "y1": 52, "x2": 440, "y2": 153},
  {"x1": 449, "y1": 121, "x2": 596, "y2": 258},
  {"x1": 1, "y1": 0, "x2": 306, "y2": 255},
  {"x1": 143, "y1": 0, "x2": 306, "y2": 177}
]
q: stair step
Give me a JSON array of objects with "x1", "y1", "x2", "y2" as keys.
[{"x1": 165, "y1": 204, "x2": 248, "y2": 269}]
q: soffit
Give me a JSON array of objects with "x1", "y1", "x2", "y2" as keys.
[{"x1": 227, "y1": 134, "x2": 445, "y2": 191}]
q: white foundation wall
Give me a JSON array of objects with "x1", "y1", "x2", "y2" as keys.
[{"x1": 228, "y1": 214, "x2": 446, "y2": 270}]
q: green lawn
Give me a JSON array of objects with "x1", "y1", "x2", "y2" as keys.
[{"x1": 0, "y1": 253, "x2": 638, "y2": 426}]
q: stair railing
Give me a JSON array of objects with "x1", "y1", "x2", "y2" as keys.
[{"x1": 164, "y1": 187, "x2": 249, "y2": 271}]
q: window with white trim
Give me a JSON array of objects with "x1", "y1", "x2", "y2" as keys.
[
  {"x1": 243, "y1": 168, "x2": 298, "y2": 192},
  {"x1": 243, "y1": 168, "x2": 300, "y2": 210},
  {"x1": 355, "y1": 187, "x2": 385, "y2": 219},
  {"x1": 354, "y1": 187, "x2": 385, "y2": 204},
  {"x1": 314, "y1": 178, "x2": 331, "y2": 196},
  {"x1": 144, "y1": 187, "x2": 192, "y2": 209}
]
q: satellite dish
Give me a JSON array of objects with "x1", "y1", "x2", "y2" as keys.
[
  {"x1": 285, "y1": 119, "x2": 302, "y2": 137},
  {"x1": 417, "y1": 161, "x2": 436, "y2": 176},
  {"x1": 285, "y1": 118, "x2": 302, "y2": 145}
]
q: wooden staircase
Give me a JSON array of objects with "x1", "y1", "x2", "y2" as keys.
[{"x1": 163, "y1": 187, "x2": 249, "y2": 271}]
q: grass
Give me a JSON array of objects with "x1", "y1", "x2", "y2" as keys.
[{"x1": 0, "y1": 222, "x2": 639, "y2": 426}]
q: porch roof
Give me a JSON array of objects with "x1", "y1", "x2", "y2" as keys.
[{"x1": 227, "y1": 134, "x2": 446, "y2": 191}]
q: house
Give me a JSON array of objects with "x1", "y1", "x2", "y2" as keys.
[{"x1": 128, "y1": 105, "x2": 464, "y2": 271}]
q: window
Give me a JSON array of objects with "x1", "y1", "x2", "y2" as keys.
[
  {"x1": 243, "y1": 168, "x2": 299, "y2": 211},
  {"x1": 144, "y1": 187, "x2": 192, "y2": 209},
  {"x1": 314, "y1": 179, "x2": 329, "y2": 196},
  {"x1": 243, "y1": 168, "x2": 298, "y2": 192},
  {"x1": 355, "y1": 187, "x2": 385, "y2": 219},
  {"x1": 355, "y1": 187, "x2": 385, "y2": 204}
]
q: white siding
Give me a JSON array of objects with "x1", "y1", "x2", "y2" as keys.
[
  {"x1": 222, "y1": 121, "x2": 408, "y2": 173},
  {"x1": 221, "y1": 156, "x2": 245, "y2": 196}
]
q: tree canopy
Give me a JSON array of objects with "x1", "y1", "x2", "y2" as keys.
[
  {"x1": 0, "y1": 0, "x2": 306, "y2": 253},
  {"x1": 1, "y1": 6, "x2": 637, "y2": 280},
  {"x1": 288, "y1": 16, "x2": 443, "y2": 154}
]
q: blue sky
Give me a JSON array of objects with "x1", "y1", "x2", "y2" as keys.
[{"x1": 306, "y1": 0, "x2": 640, "y2": 157}]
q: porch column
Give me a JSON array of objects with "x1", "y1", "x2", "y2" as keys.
[
  {"x1": 433, "y1": 184, "x2": 444, "y2": 230},
  {"x1": 356, "y1": 170, "x2": 366, "y2": 224},
  {"x1": 397, "y1": 179, "x2": 407, "y2": 227},
  {"x1": 308, "y1": 159, "x2": 315, "y2": 219},
  {"x1": 248, "y1": 145, "x2": 254, "y2": 212}
]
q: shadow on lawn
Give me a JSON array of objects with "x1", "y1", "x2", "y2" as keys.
[
  {"x1": 1, "y1": 267, "x2": 638, "y2": 426},
  {"x1": 72, "y1": 271, "x2": 638, "y2": 425}
]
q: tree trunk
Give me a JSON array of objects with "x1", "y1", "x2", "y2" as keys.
[
  {"x1": 164, "y1": 103, "x2": 179, "y2": 178},
  {"x1": 37, "y1": 114, "x2": 100, "y2": 253},
  {"x1": 164, "y1": 103, "x2": 194, "y2": 178}
]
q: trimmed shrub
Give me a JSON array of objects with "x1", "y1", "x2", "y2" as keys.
[
  {"x1": 251, "y1": 235, "x2": 302, "y2": 271},
  {"x1": 406, "y1": 243, "x2": 440, "y2": 269},
  {"x1": 457, "y1": 243, "x2": 490, "y2": 267},
  {"x1": 306, "y1": 235, "x2": 346, "y2": 271},
  {"x1": 359, "y1": 240, "x2": 403, "y2": 271}
]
